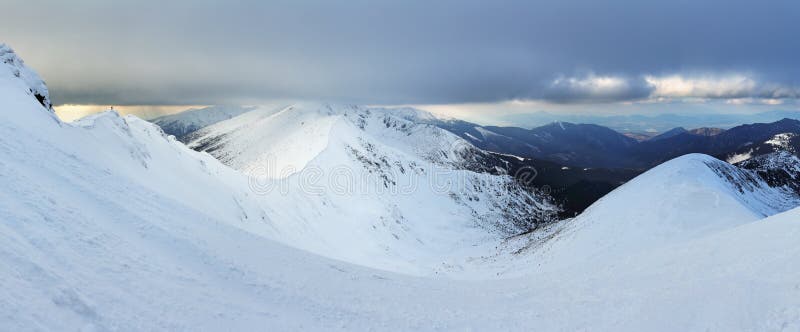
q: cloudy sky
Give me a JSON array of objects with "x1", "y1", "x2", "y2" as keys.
[{"x1": 3, "y1": 0, "x2": 800, "y2": 121}]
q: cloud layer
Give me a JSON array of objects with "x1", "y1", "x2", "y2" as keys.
[
  {"x1": 2, "y1": 0, "x2": 799, "y2": 107},
  {"x1": 545, "y1": 74, "x2": 650, "y2": 103},
  {"x1": 543, "y1": 73, "x2": 800, "y2": 104}
]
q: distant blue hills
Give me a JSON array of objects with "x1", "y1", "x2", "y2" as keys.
[{"x1": 502, "y1": 110, "x2": 800, "y2": 134}]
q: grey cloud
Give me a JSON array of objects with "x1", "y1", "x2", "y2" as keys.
[
  {"x1": 539, "y1": 73, "x2": 800, "y2": 104},
  {"x1": 2, "y1": 0, "x2": 799, "y2": 106},
  {"x1": 542, "y1": 75, "x2": 654, "y2": 103},
  {"x1": 645, "y1": 74, "x2": 800, "y2": 100}
]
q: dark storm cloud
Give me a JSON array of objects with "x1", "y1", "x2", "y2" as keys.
[{"x1": 2, "y1": 0, "x2": 799, "y2": 105}]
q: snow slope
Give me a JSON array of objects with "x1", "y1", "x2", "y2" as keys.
[
  {"x1": 186, "y1": 102, "x2": 558, "y2": 274},
  {"x1": 186, "y1": 103, "x2": 342, "y2": 176},
  {"x1": 498, "y1": 153, "x2": 800, "y2": 275},
  {"x1": 4, "y1": 115, "x2": 800, "y2": 330},
  {"x1": 0, "y1": 43, "x2": 51, "y2": 110},
  {"x1": 3, "y1": 44, "x2": 800, "y2": 330},
  {"x1": 186, "y1": 103, "x2": 507, "y2": 177},
  {"x1": 150, "y1": 105, "x2": 257, "y2": 139}
]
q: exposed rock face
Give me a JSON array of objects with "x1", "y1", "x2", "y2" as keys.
[{"x1": 737, "y1": 151, "x2": 800, "y2": 196}]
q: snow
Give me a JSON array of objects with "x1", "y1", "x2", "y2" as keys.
[
  {"x1": 150, "y1": 105, "x2": 256, "y2": 138},
  {"x1": 740, "y1": 151, "x2": 800, "y2": 174},
  {"x1": 488, "y1": 151, "x2": 526, "y2": 161},
  {"x1": 463, "y1": 131, "x2": 482, "y2": 142},
  {"x1": 187, "y1": 102, "x2": 557, "y2": 274},
  {"x1": 0, "y1": 44, "x2": 51, "y2": 110},
  {"x1": 375, "y1": 106, "x2": 443, "y2": 122},
  {"x1": 473, "y1": 126, "x2": 508, "y2": 140},
  {"x1": 188, "y1": 103, "x2": 341, "y2": 178},
  {"x1": 766, "y1": 132, "x2": 797, "y2": 150},
  {"x1": 2, "y1": 44, "x2": 800, "y2": 330},
  {"x1": 727, "y1": 149, "x2": 753, "y2": 163},
  {"x1": 511, "y1": 154, "x2": 800, "y2": 274}
]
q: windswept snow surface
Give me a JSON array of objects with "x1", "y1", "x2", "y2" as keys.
[
  {"x1": 2, "y1": 45, "x2": 800, "y2": 330},
  {"x1": 150, "y1": 105, "x2": 257, "y2": 139},
  {"x1": 187, "y1": 103, "x2": 342, "y2": 177}
]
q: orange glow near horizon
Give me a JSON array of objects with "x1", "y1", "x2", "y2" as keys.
[{"x1": 54, "y1": 104, "x2": 208, "y2": 122}]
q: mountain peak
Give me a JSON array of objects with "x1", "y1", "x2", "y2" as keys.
[
  {"x1": 378, "y1": 106, "x2": 443, "y2": 122},
  {"x1": 648, "y1": 127, "x2": 688, "y2": 141},
  {"x1": 546, "y1": 120, "x2": 573, "y2": 130},
  {"x1": 0, "y1": 43, "x2": 52, "y2": 111},
  {"x1": 688, "y1": 127, "x2": 724, "y2": 136},
  {"x1": 529, "y1": 152, "x2": 800, "y2": 272},
  {"x1": 776, "y1": 118, "x2": 800, "y2": 126}
]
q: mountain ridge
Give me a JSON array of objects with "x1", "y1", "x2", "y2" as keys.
[{"x1": 151, "y1": 105, "x2": 256, "y2": 139}]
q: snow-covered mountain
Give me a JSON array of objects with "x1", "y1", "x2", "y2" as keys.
[
  {"x1": 3, "y1": 44, "x2": 800, "y2": 330},
  {"x1": 726, "y1": 131, "x2": 800, "y2": 163},
  {"x1": 185, "y1": 103, "x2": 509, "y2": 176},
  {"x1": 150, "y1": 105, "x2": 256, "y2": 139},
  {"x1": 185, "y1": 103, "x2": 559, "y2": 272},
  {"x1": 506, "y1": 154, "x2": 800, "y2": 273}
]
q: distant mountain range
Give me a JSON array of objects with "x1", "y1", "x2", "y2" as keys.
[
  {"x1": 434, "y1": 119, "x2": 638, "y2": 168},
  {"x1": 646, "y1": 127, "x2": 724, "y2": 141},
  {"x1": 427, "y1": 117, "x2": 800, "y2": 170},
  {"x1": 502, "y1": 110, "x2": 800, "y2": 134},
  {"x1": 633, "y1": 118, "x2": 800, "y2": 166}
]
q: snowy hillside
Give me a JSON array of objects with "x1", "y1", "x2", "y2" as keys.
[
  {"x1": 186, "y1": 103, "x2": 507, "y2": 176},
  {"x1": 3, "y1": 44, "x2": 800, "y2": 330},
  {"x1": 496, "y1": 153, "x2": 800, "y2": 275},
  {"x1": 150, "y1": 105, "x2": 256, "y2": 139},
  {"x1": 186, "y1": 103, "x2": 559, "y2": 273}
]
